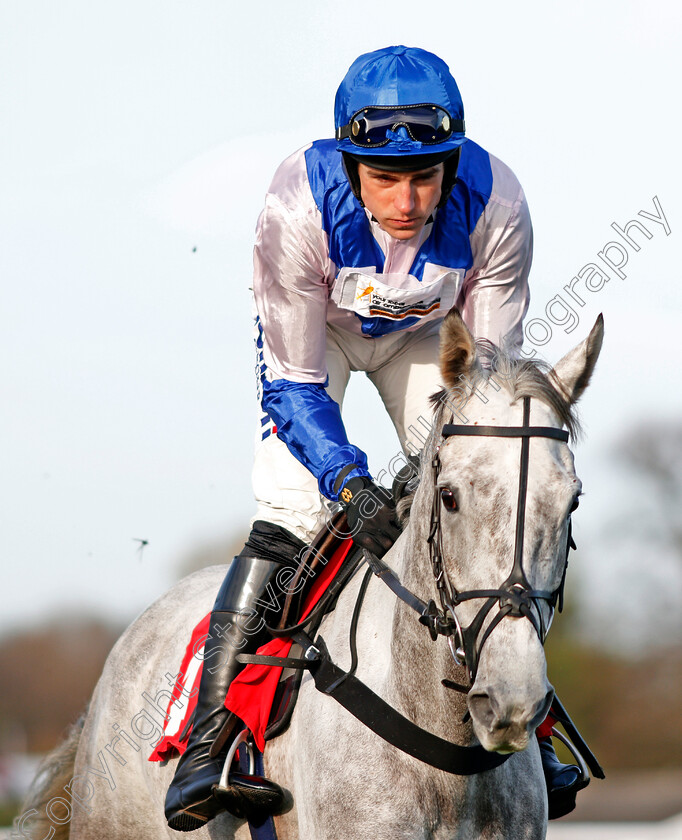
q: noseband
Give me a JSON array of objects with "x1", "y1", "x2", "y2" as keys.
[{"x1": 424, "y1": 396, "x2": 572, "y2": 681}]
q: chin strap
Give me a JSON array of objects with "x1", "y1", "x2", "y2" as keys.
[
  {"x1": 341, "y1": 153, "x2": 364, "y2": 206},
  {"x1": 436, "y1": 146, "x2": 461, "y2": 208}
]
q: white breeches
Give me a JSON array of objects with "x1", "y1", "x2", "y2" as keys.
[{"x1": 251, "y1": 321, "x2": 443, "y2": 543}]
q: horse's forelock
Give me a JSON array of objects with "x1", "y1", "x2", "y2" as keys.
[{"x1": 488, "y1": 348, "x2": 582, "y2": 440}]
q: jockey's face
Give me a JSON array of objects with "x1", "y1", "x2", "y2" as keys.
[{"x1": 357, "y1": 162, "x2": 444, "y2": 240}]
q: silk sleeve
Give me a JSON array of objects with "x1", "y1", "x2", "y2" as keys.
[
  {"x1": 253, "y1": 149, "x2": 371, "y2": 498},
  {"x1": 253, "y1": 151, "x2": 333, "y2": 383},
  {"x1": 459, "y1": 158, "x2": 532, "y2": 358}
]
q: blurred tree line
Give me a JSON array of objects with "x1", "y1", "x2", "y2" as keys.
[
  {"x1": 547, "y1": 418, "x2": 682, "y2": 770},
  {"x1": 1, "y1": 533, "x2": 246, "y2": 755},
  {"x1": 0, "y1": 619, "x2": 120, "y2": 755}
]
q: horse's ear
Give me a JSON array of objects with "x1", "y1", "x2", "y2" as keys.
[
  {"x1": 440, "y1": 308, "x2": 476, "y2": 389},
  {"x1": 552, "y1": 314, "x2": 604, "y2": 405}
]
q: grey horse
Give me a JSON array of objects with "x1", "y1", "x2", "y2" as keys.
[{"x1": 18, "y1": 310, "x2": 603, "y2": 840}]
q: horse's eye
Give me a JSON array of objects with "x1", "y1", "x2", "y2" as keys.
[
  {"x1": 569, "y1": 495, "x2": 580, "y2": 513},
  {"x1": 440, "y1": 489, "x2": 457, "y2": 511}
]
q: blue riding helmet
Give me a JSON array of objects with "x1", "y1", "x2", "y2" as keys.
[{"x1": 335, "y1": 45, "x2": 466, "y2": 160}]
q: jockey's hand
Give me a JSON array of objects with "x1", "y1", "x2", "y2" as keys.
[{"x1": 340, "y1": 476, "x2": 401, "y2": 558}]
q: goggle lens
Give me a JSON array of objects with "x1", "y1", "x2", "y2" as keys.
[{"x1": 340, "y1": 105, "x2": 460, "y2": 147}]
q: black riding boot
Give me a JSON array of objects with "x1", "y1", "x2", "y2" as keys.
[
  {"x1": 539, "y1": 737, "x2": 587, "y2": 819},
  {"x1": 164, "y1": 554, "x2": 285, "y2": 832}
]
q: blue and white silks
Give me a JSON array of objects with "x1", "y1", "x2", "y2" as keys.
[{"x1": 256, "y1": 139, "x2": 518, "y2": 502}]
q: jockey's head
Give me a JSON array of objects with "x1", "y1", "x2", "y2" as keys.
[{"x1": 335, "y1": 46, "x2": 467, "y2": 220}]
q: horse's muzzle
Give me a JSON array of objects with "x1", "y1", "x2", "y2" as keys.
[{"x1": 467, "y1": 685, "x2": 554, "y2": 753}]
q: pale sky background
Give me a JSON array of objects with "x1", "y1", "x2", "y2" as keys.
[{"x1": 2, "y1": 0, "x2": 681, "y2": 650}]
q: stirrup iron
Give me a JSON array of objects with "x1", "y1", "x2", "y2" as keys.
[
  {"x1": 213, "y1": 728, "x2": 286, "y2": 822},
  {"x1": 218, "y1": 728, "x2": 255, "y2": 787},
  {"x1": 551, "y1": 727, "x2": 590, "y2": 788}
]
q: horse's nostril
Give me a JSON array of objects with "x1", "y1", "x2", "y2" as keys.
[{"x1": 468, "y1": 692, "x2": 496, "y2": 730}]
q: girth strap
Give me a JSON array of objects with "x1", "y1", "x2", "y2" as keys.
[{"x1": 236, "y1": 653, "x2": 314, "y2": 669}]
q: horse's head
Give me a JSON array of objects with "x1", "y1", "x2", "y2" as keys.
[{"x1": 423, "y1": 310, "x2": 603, "y2": 754}]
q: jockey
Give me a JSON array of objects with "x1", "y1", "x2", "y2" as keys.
[{"x1": 165, "y1": 45, "x2": 583, "y2": 830}]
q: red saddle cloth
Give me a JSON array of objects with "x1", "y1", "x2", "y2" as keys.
[{"x1": 150, "y1": 540, "x2": 353, "y2": 760}]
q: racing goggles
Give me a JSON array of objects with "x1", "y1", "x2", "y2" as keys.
[{"x1": 336, "y1": 104, "x2": 464, "y2": 147}]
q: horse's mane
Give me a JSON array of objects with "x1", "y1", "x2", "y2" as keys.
[{"x1": 396, "y1": 342, "x2": 580, "y2": 525}]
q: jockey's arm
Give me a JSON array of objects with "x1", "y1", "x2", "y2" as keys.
[
  {"x1": 261, "y1": 377, "x2": 371, "y2": 501},
  {"x1": 253, "y1": 175, "x2": 372, "y2": 502},
  {"x1": 458, "y1": 158, "x2": 533, "y2": 356}
]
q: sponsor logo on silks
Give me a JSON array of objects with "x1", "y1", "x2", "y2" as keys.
[
  {"x1": 356, "y1": 284, "x2": 374, "y2": 300},
  {"x1": 332, "y1": 266, "x2": 462, "y2": 326},
  {"x1": 368, "y1": 293, "x2": 441, "y2": 320}
]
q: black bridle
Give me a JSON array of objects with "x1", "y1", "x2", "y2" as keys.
[
  {"x1": 423, "y1": 396, "x2": 572, "y2": 681},
  {"x1": 237, "y1": 396, "x2": 578, "y2": 776}
]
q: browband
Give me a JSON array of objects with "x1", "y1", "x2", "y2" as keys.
[{"x1": 442, "y1": 424, "x2": 569, "y2": 443}]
